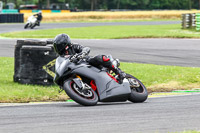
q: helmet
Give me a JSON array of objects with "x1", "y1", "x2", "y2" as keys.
[
  {"x1": 38, "y1": 11, "x2": 42, "y2": 14},
  {"x1": 53, "y1": 34, "x2": 71, "y2": 55}
]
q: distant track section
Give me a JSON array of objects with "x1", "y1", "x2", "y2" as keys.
[{"x1": 0, "y1": 21, "x2": 180, "y2": 33}]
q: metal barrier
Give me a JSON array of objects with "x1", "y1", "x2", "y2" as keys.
[
  {"x1": 0, "y1": 13, "x2": 24, "y2": 23},
  {"x1": 14, "y1": 39, "x2": 57, "y2": 85},
  {"x1": 1, "y1": 9, "x2": 19, "y2": 13},
  {"x1": 19, "y1": 9, "x2": 70, "y2": 14}
]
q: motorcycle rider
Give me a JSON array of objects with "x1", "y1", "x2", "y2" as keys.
[
  {"x1": 53, "y1": 33, "x2": 126, "y2": 84},
  {"x1": 33, "y1": 11, "x2": 42, "y2": 26}
]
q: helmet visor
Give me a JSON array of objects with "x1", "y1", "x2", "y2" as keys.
[{"x1": 53, "y1": 43, "x2": 66, "y2": 55}]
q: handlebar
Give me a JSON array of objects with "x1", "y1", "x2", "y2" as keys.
[{"x1": 69, "y1": 53, "x2": 87, "y2": 64}]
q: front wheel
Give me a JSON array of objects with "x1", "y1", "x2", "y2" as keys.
[
  {"x1": 126, "y1": 74, "x2": 148, "y2": 103},
  {"x1": 63, "y1": 80, "x2": 98, "y2": 106},
  {"x1": 24, "y1": 23, "x2": 29, "y2": 29}
]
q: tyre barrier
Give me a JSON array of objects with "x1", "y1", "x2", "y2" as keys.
[
  {"x1": 0, "y1": 13, "x2": 24, "y2": 23},
  {"x1": 14, "y1": 39, "x2": 57, "y2": 85}
]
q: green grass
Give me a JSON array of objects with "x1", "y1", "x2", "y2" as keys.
[
  {"x1": 0, "y1": 57, "x2": 200, "y2": 102},
  {"x1": 0, "y1": 57, "x2": 67, "y2": 103},
  {"x1": 1, "y1": 24, "x2": 200, "y2": 39},
  {"x1": 121, "y1": 63, "x2": 200, "y2": 92}
]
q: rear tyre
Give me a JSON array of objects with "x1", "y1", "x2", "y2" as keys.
[
  {"x1": 31, "y1": 24, "x2": 36, "y2": 29},
  {"x1": 126, "y1": 74, "x2": 148, "y2": 103},
  {"x1": 24, "y1": 23, "x2": 29, "y2": 29},
  {"x1": 63, "y1": 80, "x2": 98, "y2": 106}
]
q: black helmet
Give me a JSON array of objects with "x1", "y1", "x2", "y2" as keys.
[{"x1": 53, "y1": 34, "x2": 71, "y2": 55}]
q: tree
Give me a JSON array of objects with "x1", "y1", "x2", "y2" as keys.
[
  {"x1": 149, "y1": 0, "x2": 160, "y2": 9},
  {"x1": 188, "y1": 0, "x2": 191, "y2": 9},
  {"x1": 199, "y1": 0, "x2": 200, "y2": 9},
  {"x1": 91, "y1": 0, "x2": 94, "y2": 10}
]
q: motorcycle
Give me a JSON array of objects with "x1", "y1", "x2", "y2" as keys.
[
  {"x1": 24, "y1": 15, "x2": 38, "y2": 29},
  {"x1": 54, "y1": 54, "x2": 148, "y2": 106}
]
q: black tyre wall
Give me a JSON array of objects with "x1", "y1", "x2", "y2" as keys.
[
  {"x1": 14, "y1": 39, "x2": 57, "y2": 85},
  {"x1": 0, "y1": 14, "x2": 24, "y2": 23}
]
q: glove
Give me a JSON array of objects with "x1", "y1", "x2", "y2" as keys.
[
  {"x1": 70, "y1": 53, "x2": 78, "y2": 62},
  {"x1": 77, "y1": 52, "x2": 87, "y2": 59},
  {"x1": 70, "y1": 52, "x2": 87, "y2": 63}
]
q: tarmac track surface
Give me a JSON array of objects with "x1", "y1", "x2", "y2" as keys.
[
  {"x1": 0, "y1": 21, "x2": 180, "y2": 33},
  {"x1": 1, "y1": 20, "x2": 200, "y2": 67},
  {"x1": 1, "y1": 38, "x2": 200, "y2": 67},
  {"x1": 0, "y1": 94, "x2": 200, "y2": 133}
]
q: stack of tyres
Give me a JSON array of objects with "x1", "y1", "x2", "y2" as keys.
[
  {"x1": 19, "y1": 46, "x2": 56, "y2": 85},
  {"x1": 7, "y1": 14, "x2": 11, "y2": 23},
  {"x1": 14, "y1": 39, "x2": 47, "y2": 82},
  {"x1": 19, "y1": 14, "x2": 24, "y2": 23},
  {"x1": 0, "y1": 14, "x2": 7, "y2": 23},
  {"x1": 0, "y1": 14, "x2": 24, "y2": 23},
  {"x1": 196, "y1": 13, "x2": 200, "y2": 31},
  {"x1": 14, "y1": 39, "x2": 57, "y2": 85}
]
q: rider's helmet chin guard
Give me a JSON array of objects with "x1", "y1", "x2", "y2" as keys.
[{"x1": 53, "y1": 34, "x2": 71, "y2": 56}]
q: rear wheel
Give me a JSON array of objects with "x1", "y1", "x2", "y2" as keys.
[
  {"x1": 63, "y1": 80, "x2": 98, "y2": 106},
  {"x1": 126, "y1": 74, "x2": 148, "y2": 103},
  {"x1": 31, "y1": 24, "x2": 36, "y2": 29}
]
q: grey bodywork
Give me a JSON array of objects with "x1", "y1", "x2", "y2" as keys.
[{"x1": 54, "y1": 56, "x2": 131, "y2": 102}]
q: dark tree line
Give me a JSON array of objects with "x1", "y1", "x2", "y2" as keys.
[
  {"x1": 2, "y1": 0, "x2": 200, "y2": 10},
  {"x1": 69, "y1": 0, "x2": 200, "y2": 10}
]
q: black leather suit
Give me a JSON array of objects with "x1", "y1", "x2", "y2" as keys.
[
  {"x1": 63, "y1": 43, "x2": 125, "y2": 83},
  {"x1": 33, "y1": 13, "x2": 42, "y2": 26},
  {"x1": 33, "y1": 13, "x2": 42, "y2": 21},
  {"x1": 64, "y1": 43, "x2": 116, "y2": 72}
]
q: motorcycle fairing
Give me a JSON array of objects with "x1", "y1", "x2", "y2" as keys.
[
  {"x1": 70, "y1": 63, "x2": 131, "y2": 102},
  {"x1": 55, "y1": 57, "x2": 131, "y2": 102}
]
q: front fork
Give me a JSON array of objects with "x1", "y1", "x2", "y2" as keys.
[{"x1": 73, "y1": 75, "x2": 91, "y2": 91}]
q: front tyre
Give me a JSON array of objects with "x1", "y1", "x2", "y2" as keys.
[
  {"x1": 24, "y1": 23, "x2": 29, "y2": 29},
  {"x1": 126, "y1": 74, "x2": 148, "y2": 103},
  {"x1": 63, "y1": 80, "x2": 98, "y2": 106}
]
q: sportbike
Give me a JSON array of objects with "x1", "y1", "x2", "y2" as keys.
[
  {"x1": 54, "y1": 54, "x2": 148, "y2": 106},
  {"x1": 24, "y1": 15, "x2": 37, "y2": 29}
]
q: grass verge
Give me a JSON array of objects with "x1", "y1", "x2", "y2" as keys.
[
  {"x1": 0, "y1": 57, "x2": 200, "y2": 103},
  {"x1": 0, "y1": 57, "x2": 67, "y2": 103},
  {"x1": 1, "y1": 24, "x2": 200, "y2": 39}
]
